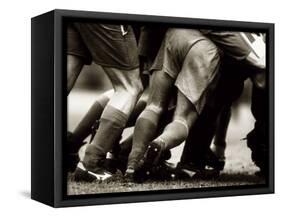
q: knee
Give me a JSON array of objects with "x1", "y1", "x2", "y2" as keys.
[{"x1": 118, "y1": 79, "x2": 144, "y2": 99}]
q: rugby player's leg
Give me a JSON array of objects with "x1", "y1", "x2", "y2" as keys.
[
  {"x1": 152, "y1": 90, "x2": 197, "y2": 152},
  {"x1": 145, "y1": 37, "x2": 220, "y2": 167},
  {"x1": 75, "y1": 88, "x2": 147, "y2": 175},
  {"x1": 104, "y1": 88, "x2": 149, "y2": 174},
  {"x1": 126, "y1": 70, "x2": 174, "y2": 172},
  {"x1": 126, "y1": 86, "x2": 149, "y2": 127},
  {"x1": 82, "y1": 67, "x2": 143, "y2": 171},
  {"x1": 247, "y1": 85, "x2": 268, "y2": 177},
  {"x1": 67, "y1": 54, "x2": 84, "y2": 94},
  {"x1": 213, "y1": 105, "x2": 231, "y2": 161},
  {"x1": 109, "y1": 102, "x2": 175, "y2": 174},
  {"x1": 109, "y1": 87, "x2": 149, "y2": 157},
  {"x1": 67, "y1": 23, "x2": 90, "y2": 94},
  {"x1": 178, "y1": 104, "x2": 220, "y2": 176},
  {"x1": 67, "y1": 59, "x2": 89, "y2": 171},
  {"x1": 179, "y1": 58, "x2": 246, "y2": 175},
  {"x1": 143, "y1": 90, "x2": 197, "y2": 170},
  {"x1": 247, "y1": 50, "x2": 266, "y2": 89}
]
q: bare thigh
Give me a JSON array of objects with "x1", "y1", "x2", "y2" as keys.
[
  {"x1": 102, "y1": 67, "x2": 143, "y2": 114},
  {"x1": 67, "y1": 54, "x2": 84, "y2": 94}
]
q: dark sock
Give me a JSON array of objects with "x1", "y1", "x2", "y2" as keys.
[
  {"x1": 127, "y1": 109, "x2": 160, "y2": 170},
  {"x1": 211, "y1": 106, "x2": 231, "y2": 161},
  {"x1": 83, "y1": 106, "x2": 128, "y2": 170},
  {"x1": 73, "y1": 96, "x2": 109, "y2": 144},
  {"x1": 156, "y1": 120, "x2": 188, "y2": 150},
  {"x1": 214, "y1": 106, "x2": 231, "y2": 147},
  {"x1": 180, "y1": 107, "x2": 218, "y2": 165}
]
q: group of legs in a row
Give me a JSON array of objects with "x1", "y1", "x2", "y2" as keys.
[{"x1": 66, "y1": 23, "x2": 267, "y2": 182}]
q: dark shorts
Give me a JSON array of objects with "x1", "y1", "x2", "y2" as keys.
[
  {"x1": 151, "y1": 29, "x2": 221, "y2": 113},
  {"x1": 138, "y1": 26, "x2": 167, "y2": 60},
  {"x1": 67, "y1": 23, "x2": 139, "y2": 70},
  {"x1": 67, "y1": 23, "x2": 92, "y2": 64},
  {"x1": 200, "y1": 30, "x2": 252, "y2": 60}
]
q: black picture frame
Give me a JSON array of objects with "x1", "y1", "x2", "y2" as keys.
[{"x1": 31, "y1": 9, "x2": 274, "y2": 207}]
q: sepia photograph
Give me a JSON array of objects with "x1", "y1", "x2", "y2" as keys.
[{"x1": 65, "y1": 21, "x2": 269, "y2": 195}]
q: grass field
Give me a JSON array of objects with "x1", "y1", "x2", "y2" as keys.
[{"x1": 67, "y1": 88, "x2": 265, "y2": 195}]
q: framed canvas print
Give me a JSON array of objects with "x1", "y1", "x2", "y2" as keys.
[{"x1": 31, "y1": 9, "x2": 274, "y2": 207}]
